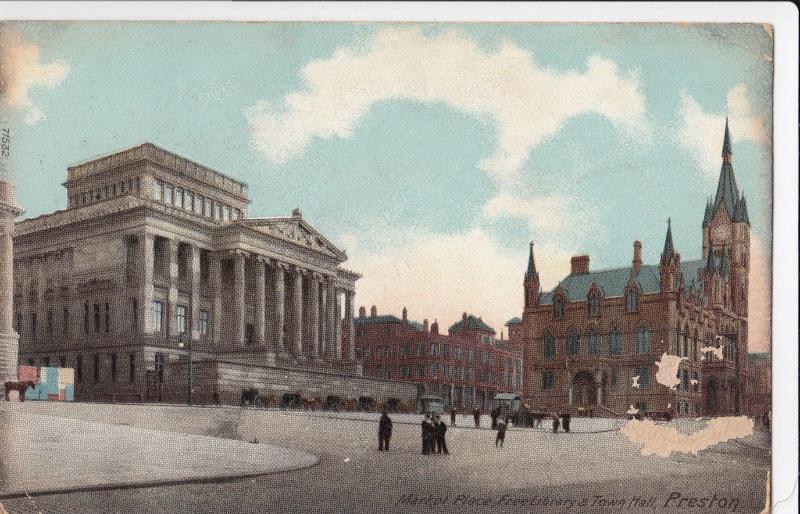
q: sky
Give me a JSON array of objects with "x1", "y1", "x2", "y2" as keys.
[{"x1": 0, "y1": 22, "x2": 773, "y2": 351}]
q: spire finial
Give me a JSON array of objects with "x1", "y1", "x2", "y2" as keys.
[
  {"x1": 660, "y1": 218, "x2": 675, "y2": 265},
  {"x1": 526, "y1": 240, "x2": 537, "y2": 277},
  {"x1": 722, "y1": 117, "x2": 732, "y2": 157}
]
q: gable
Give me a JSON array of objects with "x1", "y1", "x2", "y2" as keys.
[{"x1": 238, "y1": 217, "x2": 347, "y2": 260}]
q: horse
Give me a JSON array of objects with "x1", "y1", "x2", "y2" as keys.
[{"x1": 4, "y1": 381, "x2": 36, "y2": 402}]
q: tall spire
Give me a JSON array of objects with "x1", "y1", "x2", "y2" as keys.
[
  {"x1": 526, "y1": 241, "x2": 538, "y2": 277},
  {"x1": 660, "y1": 218, "x2": 676, "y2": 265},
  {"x1": 722, "y1": 116, "x2": 732, "y2": 157}
]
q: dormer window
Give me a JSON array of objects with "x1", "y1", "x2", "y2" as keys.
[
  {"x1": 588, "y1": 292, "x2": 599, "y2": 316},
  {"x1": 626, "y1": 288, "x2": 638, "y2": 313},
  {"x1": 554, "y1": 295, "x2": 565, "y2": 320}
]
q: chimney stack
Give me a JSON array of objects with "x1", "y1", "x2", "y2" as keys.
[
  {"x1": 431, "y1": 320, "x2": 439, "y2": 335},
  {"x1": 359, "y1": 306, "x2": 366, "y2": 318},
  {"x1": 462, "y1": 312, "x2": 467, "y2": 321},
  {"x1": 370, "y1": 305, "x2": 377, "y2": 317},
  {"x1": 632, "y1": 240, "x2": 642, "y2": 275},
  {"x1": 570, "y1": 255, "x2": 590, "y2": 275},
  {"x1": 423, "y1": 319, "x2": 429, "y2": 333},
  {"x1": 402, "y1": 307, "x2": 407, "y2": 321}
]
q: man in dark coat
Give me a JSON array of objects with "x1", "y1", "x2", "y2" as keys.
[
  {"x1": 436, "y1": 417, "x2": 449, "y2": 454},
  {"x1": 473, "y1": 407, "x2": 481, "y2": 428},
  {"x1": 491, "y1": 407, "x2": 499, "y2": 430},
  {"x1": 561, "y1": 411, "x2": 571, "y2": 433},
  {"x1": 450, "y1": 408, "x2": 457, "y2": 427},
  {"x1": 421, "y1": 415, "x2": 433, "y2": 454},
  {"x1": 495, "y1": 420, "x2": 507, "y2": 448},
  {"x1": 552, "y1": 413, "x2": 560, "y2": 433},
  {"x1": 378, "y1": 411, "x2": 393, "y2": 451}
]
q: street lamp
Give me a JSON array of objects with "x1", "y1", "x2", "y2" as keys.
[{"x1": 177, "y1": 332, "x2": 193, "y2": 406}]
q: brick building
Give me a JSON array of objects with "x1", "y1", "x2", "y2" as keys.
[
  {"x1": 522, "y1": 120, "x2": 753, "y2": 417},
  {"x1": 12, "y1": 143, "x2": 415, "y2": 406},
  {"x1": 354, "y1": 306, "x2": 523, "y2": 411},
  {"x1": 747, "y1": 352, "x2": 770, "y2": 418}
]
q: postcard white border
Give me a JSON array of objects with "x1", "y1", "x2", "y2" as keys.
[{"x1": 1, "y1": 2, "x2": 797, "y2": 511}]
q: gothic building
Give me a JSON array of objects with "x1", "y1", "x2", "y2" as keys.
[
  {"x1": 522, "y1": 120, "x2": 751, "y2": 417},
  {"x1": 13, "y1": 143, "x2": 415, "y2": 406}
]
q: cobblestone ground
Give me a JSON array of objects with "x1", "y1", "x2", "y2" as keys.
[{"x1": 1, "y1": 403, "x2": 770, "y2": 514}]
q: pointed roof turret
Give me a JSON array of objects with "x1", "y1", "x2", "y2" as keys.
[
  {"x1": 660, "y1": 218, "x2": 676, "y2": 265},
  {"x1": 526, "y1": 241, "x2": 538, "y2": 277},
  {"x1": 722, "y1": 116, "x2": 732, "y2": 157},
  {"x1": 734, "y1": 195, "x2": 750, "y2": 225},
  {"x1": 702, "y1": 197, "x2": 714, "y2": 227},
  {"x1": 713, "y1": 119, "x2": 741, "y2": 218}
]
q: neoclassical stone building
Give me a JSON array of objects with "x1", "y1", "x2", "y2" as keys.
[
  {"x1": 13, "y1": 143, "x2": 414, "y2": 405},
  {"x1": 522, "y1": 121, "x2": 751, "y2": 417}
]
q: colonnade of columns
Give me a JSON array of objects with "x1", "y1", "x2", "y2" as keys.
[{"x1": 136, "y1": 231, "x2": 356, "y2": 363}]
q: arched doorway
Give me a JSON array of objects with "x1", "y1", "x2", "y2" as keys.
[
  {"x1": 572, "y1": 371, "x2": 596, "y2": 407},
  {"x1": 706, "y1": 378, "x2": 717, "y2": 415}
]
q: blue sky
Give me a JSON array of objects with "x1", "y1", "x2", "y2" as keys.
[{"x1": 0, "y1": 22, "x2": 772, "y2": 348}]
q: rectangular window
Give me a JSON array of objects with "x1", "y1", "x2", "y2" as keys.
[
  {"x1": 608, "y1": 331, "x2": 623, "y2": 354},
  {"x1": 163, "y1": 183, "x2": 173, "y2": 205},
  {"x1": 111, "y1": 353, "x2": 117, "y2": 383},
  {"x1": 152, "y1": 300, "x2": 164, "y2": 333},
  {"x1": 184, "y1": 191, "x2": 194, "y2": 211},
  {"x1": 245, "y1": 323, "x2": 254, "y2": 345},
  {"x1": 416, "y1": 365, "x2": 423, "y2": 378},
  {"x1": 199, "y1": 310, "x2": 209, "y2": 335},
  {"x1": 132, "y1": 299, "x2": 138, "y2": 332},
  {"x1": 543, "y1": 335, "x2": 556, "y2": 359},
  {"x1": 681, "y1": 368, "x2": 689, "y2": 392},
  {"x1": 30, "y1": 312, "x2": 37, "y2": 336},
  {"x1": 430, "y1": 343, "x2": 438, "y2": 356},
  {"x1": 431, "y1": 364, "x2": 438, "y2": 378},
  {"x1": 215, "y1": 203, "x2": 222, "y2": 220},
  {"x1": 75, "y1": 355, "x2": 83, "y2": 383},
  {"x1": 105, "y1": 303, "x2": 110, "y2": 333},
  {"x1": 176, "y1": 305, "x2": 188, "y2": 335},
  {"x1": 223, "y1": 205, "x2": 231, "y2": 221},
  {"x1": 415, "y1": 343, "x2": 423, "y2": 356},
  {"x1": 542, "y1": 371, "x2": 555, "y2": 390},
  {"x1": 454, "y1": 346, "x2": 462, "y2": 361},
  {"x1": 467, "y1": 349, "x2": 474, "y2": 364},
  {"x1": 129, "y1": 353, "x2": 136, "y2": 383},
  {"x1": 175, "y1": 188, "x2": 184, "y2": 208},
  {"x1": 232, "y1": 208, "x2": 241, "y2": 220},
  {"x1": 62, "y1": 307, "x2": 69, "y2": 336},
  {"x1": 634, "y1": 367, "x2": 650, "y2": 389},
  {"x1": 194, "y1": 194, "x2": 204, "y2": 215},
  {"x1": 588, "y1": 330, "x2": 600, "y2": 354},
  {"x1": 442, "y1": 344, "x2": 449, "y2": 358},
  {"x1": 204, "y1": 198, "x2": 213, "y2": 217},
  {"x1": 93, "y1": 303, "x2": 100, "y2": 333},
  {"x1": 93, "y1": 354, "x2": 100, "y2": 383},
  {"x1": 46, "y1": 310, "x2": 53, "y2": 336}
]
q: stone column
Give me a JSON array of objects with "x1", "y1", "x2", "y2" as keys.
[
  {"x1": 325, "y1": 280, "x2": 336, "y2": 359},
  {"x1": 210, "y1": 254, "x2": 223, "y2": 348},
  {"x1": 137, "y1": 233, "x2": 155, "y2": 334},
  {"x1": 273, "y1": 263, "x2": 287, "y2": 356},
  {"x1": 309, "y1": 274, "x2": 321, "y2": 359},
  {"x1": 0, "y1": 181, "x2": 23, "y2": 383},
  {"x1": 190, "y1": 245, "x2": 201, "y2": 341},
  {"x1": 167, "y1": 240, "x2": 179, "y2": 338},
  {"x1": 254, "y1": 257, "x2": 266, "y2": 347},
  {"x1": 319, "y1": 284, "x2": 328, "y2": 358},
  {"x1": 233, "y1": 251, "x2": 246, "y2": 346},
  {"x1": 291, "y1": 267, "x2": 304, "y2": 360},
  {"x1": 345, "y1": 291, "x2": 355, "y2": 361},
  {"x1": 334, "y1": 290, "x2": 343, "y2": 360},
  {"x1": 568, "y1": 385, "x2": 574, "y2": 406}
]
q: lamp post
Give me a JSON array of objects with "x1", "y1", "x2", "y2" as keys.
[{"x1": 178, "y1": 333, "x2": 193, "y2": 406}]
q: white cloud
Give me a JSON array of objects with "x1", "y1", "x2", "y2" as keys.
[
  {"x1": 0, "y1": 29, "x2": 70, "y2": 125},
  {"x1": 342, "y1": 226, "x2": 571, "y2": 336},
  {"x1": 246, "y1": 27, "x2": 650, "y2": 181},
  {"x1": 675, "y1": 83, "x2": 768, "y2": 180},
  {"x1": 482, "y1": 191, "x2": 595, "y2": 243}
]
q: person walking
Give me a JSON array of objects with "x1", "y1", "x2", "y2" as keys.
[
  {"x1": 421, "y1": 415, "x2": 431, "y2": 455},
  {"x1": 495, "y1": 419, "x2": 507, "y2": 448},
  {"x1": 561, "y1": 411, "x2": 571, "y2": 433},
  {"x1": 473, "y1": 407, "x2": 481, "y2": 428},
  {"x1": 491, "y1": 407, "x2": 499, "y2": 430},
  {"x1": 450, "y1": 407, "x2": 457, "y2": 427},
  {"x1": 378, "y1": 410, "x2": 393, "y2": 452},
  {"x1": 551, "y1": 413, "x2": 560, "y2": 433}
]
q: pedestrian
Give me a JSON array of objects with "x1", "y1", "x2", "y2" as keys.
[
  {"x1": 552, "y1": 413, "x2": 560, "y2": 433},
  {"x1": 421, "y1": 415, "x2": 431, "y2": 455},
  {"x1": 495, "y1": 419, "x2": 507, "y2": 448},
  {"x1": 473, "y1": 407, "x2": 480, "y2": 428},
  {"x1": 378, "y1": 410, "x2": 393, "y2": 452},
  {"x1": 450, "y1": 407, "x2": 457, "y2": 427},
  {"x1": 491, "y1": 407, "x2": 499, "y2": 430},
  {"x1": 436, "y1": 417, "x2": 449, "y2": 454},
  {"x1": 561, "y1": 411, "x2": 571, "y2": 433}
]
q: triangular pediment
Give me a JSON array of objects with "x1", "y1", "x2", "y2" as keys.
[{"x1": 238, "y1": 217, "x2": 347, "y2": 260}]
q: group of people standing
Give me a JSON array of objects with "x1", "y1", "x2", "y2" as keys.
[
  {"x1": 551, "y1": 412, "x2": 571, "y2": 433},
  {"x1": 421, "y1": 414, "x2": 449, "y2": 454}
]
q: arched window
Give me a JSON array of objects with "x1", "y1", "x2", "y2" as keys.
[
  {"x1": 587, "y1": 325, "x2": 600, "y2": 354},
  {"x1": 554, "y1": 295, "x2": 565, "y2": 320},
  {"x1": 588, "y1": 292, "x2": 599, "y2": 316},
  {"x1": 543, "y1": 333, "x2": 556, "y2": 359},
  {"x1": 682, "y1": 329, "x2": 689, "y2": 357},
  {"x1": 626, "y1": 288, "x2": 638, "y2": 313},
  {"x1": 636, "y1": 324, "x2": 651, "y2": 354},
  {"x1": 566, "y1": 329, "x2": 580, "y2": 356},
  {"x1": 608, "y1": 326, "x2": 622, "y2": 354}
]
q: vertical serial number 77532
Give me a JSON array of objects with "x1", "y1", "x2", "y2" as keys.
[{"x1": 1, "y1": 128, "x2": 9, "y2": 158}]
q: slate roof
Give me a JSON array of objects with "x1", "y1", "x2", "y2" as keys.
[
  {"x1": 449, "y1": 314, "x2": 496, "y2": 334},
  {"x1": 505, "y1": 317, "x2": 522, "y2": 326},
  {"x1": 354, "y1": 314, "x2": 404, "y2": 325}
]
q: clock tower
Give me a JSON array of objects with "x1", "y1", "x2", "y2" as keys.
[{"x1": 701, "y1": 117, "x2": 750, "y2": 318}]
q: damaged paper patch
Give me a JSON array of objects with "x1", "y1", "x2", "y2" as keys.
[
  {"x1": 655, "y1": 352, "x2": 686, "y2": 389},
  {"x1": 620, "y1": 416, "x2": 754, "y2": 457}
]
